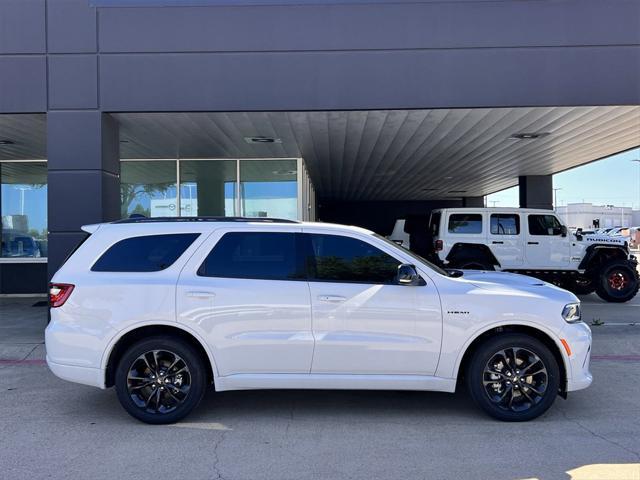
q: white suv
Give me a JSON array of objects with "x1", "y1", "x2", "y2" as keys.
[
  {"x1": 429, "y1": 208, "x2": 639, "y2": 303},
  {"x1": 46, "y1": 217, "x2": 592, "y2": 424}
]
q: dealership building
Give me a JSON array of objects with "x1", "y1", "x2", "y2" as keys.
[{"x1": 0, "y1": 0, "x2": 639, "y2": 293}]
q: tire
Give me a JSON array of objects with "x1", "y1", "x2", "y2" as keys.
[
  {"x1": 466, "y1": 334, "x2": 560, "y2": 422},
  {"x1": 594, "y1": 261, "x2": 640, "y2": 303},
  {"x1": 115, "y1": 336, "x2": 207, "y2": 424},
  {"x1": 563, "y1": 275, "x2": 596, "y2": 295}
]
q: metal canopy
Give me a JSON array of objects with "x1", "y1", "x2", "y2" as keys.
[{"x1": 1, "y1": 107, "x2": 638, "y2": 201}]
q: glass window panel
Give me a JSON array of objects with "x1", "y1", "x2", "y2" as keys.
[
  {"x1": 198, "y1": 232, "x2": 302, "y2": 280},
  {"x1": 120, "y1": 161, "x2": 178, "y2": 218},
  {"x1": 92, "y1": 233, "x2": 200, "y2": 272},
  {"x1": 179, "y1": 160, "x2": 236, "y2": 217},
  {"x1": 490, "y1": 214, "x2": 520, "y2": 235},
  {"x1": 528, "y1": 214, "x2": 563, "y2": 236},
  {"x1": 448, "y1": 214, "x2": 483, "y2": 234},
  {"x1": 1, "y1": 162, "x2": 48, "y2": 258},
  {"x1": 307, "y1": 234, "x2": 400, "y2": 284},
  {"x1": 240, "y1": 159, "x2": 297, "y2": 220}
]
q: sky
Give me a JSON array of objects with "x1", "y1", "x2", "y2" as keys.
[{"x1": 486, "y1": 147, "x2": 640, "y2": 210}]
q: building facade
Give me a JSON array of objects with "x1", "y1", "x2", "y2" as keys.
[{"x1": 1, "y1": 0, "x2": 640, "y2": 293}]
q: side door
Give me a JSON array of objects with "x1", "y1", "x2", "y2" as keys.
[
  {"x1": 303, "y1": 229, "x2": 442, "y2": 376},
  {"x1": 487, "y1": 213, "x2": 524, "y2": 268},
  {"x1": 176, "y1": 227, "x2": 314, "y2": 376},
  {"x1": 525, "y1": 214, "x2": 572, "y2": 268}
]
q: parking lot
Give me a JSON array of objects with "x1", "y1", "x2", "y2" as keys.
[{"x1": 1, "y1": 294, "x2": 639, "y2": 480}]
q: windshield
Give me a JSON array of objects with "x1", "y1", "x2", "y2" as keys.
[{"x1": 373, "y1": 233, "x2": 450, "y2": 277}]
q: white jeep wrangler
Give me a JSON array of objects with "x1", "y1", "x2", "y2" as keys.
[{"x1": 428, "y1": 208, "x2": 639, "y2": 303}]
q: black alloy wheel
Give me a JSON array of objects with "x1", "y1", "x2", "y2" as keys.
[
  {"x1": 467, "y1": 334, "x2": 560, "y2": 421},
  {"x1": 115, "y1": 336, "x2": 206, "y2": 424}
]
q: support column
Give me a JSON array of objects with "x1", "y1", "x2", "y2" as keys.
[
  {"x1": 47, "y1": 112, "x2": 120, "y2": 278},
  {"x1": 462, "y1": 196, "x2": 485, "y2": 208},
  {"x1": 519, "y1": 175, "x2": 553, "y2": 210}
]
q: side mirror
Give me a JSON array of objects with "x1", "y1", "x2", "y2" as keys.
[
  {"x1": 560, "y1": 225, "x2": 567, "y2": 237},
  {"x1": 575, "y1": 228, "x2": 583, "y2": 241},
  {"x1": 397, "y1": 264, "x2": 423, "y2": 286}
]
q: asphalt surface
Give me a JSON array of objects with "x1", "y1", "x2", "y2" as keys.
[{"x1": 1, "y1": 294, "x2": 639, "y2": 480}]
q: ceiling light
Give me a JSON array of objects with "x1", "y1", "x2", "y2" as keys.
[
  {"x1": 448, "y1": 190, "x2": 467, "y2": 194},
  {"x1": 509, "y1": 132, "x2": 550, "y2": 140},
  {"x1": 244, "y1": 136, "x2": 282, "y2": 144},
  {"x1": 421, "y1": 188, "x2": 438, "y2": 191},
  {"x1": 119, "y1": 140, "x2": 129, "y2": 143},
  {"x1": 0, "y1": 140, "x2": 15, "y2": 145}
]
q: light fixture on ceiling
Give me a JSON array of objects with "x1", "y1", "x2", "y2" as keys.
[
  {"x1": 509, "y1": 132, "x2": 550, "y2": 140},
  {"x1": 448, "y1": 190, "x2": 467, "y2": 194},
  {"x1": 421, "y1": 188, "x2": 438, "y2": 191},
  {"x1": 244, "y1": 136, "x2": 282, "y2": 144},
  {"x1": 119, "y1": 140, "x2": 130, "y2": 144},
  {"x1": 0, "y1": 139, "x2": 15, "y2": 145},
  {"x1": 272, "y1": 170, "x2": 297, "y2": 176}
]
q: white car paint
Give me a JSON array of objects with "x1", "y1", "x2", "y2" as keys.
[{"x1": 45, "y1": 220, "x2": 592, "y2": 397}]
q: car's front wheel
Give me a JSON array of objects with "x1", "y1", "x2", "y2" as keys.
[
  {"x1": 115, "y1": 336, "x2": 207, "y2": 424},
  {"x1": 466, "y1": 334, "x2": 560, "y2": 421}
]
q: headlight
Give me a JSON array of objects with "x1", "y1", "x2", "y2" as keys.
[{"x1": 562, "y1": 303, "x2": 582, "y2": 323}]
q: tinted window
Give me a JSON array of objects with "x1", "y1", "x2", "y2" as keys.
[
  {"x1": 429, "y1": 212, "x2": 441, "y2": 236},
  {"x1": 92, "y1": 233, "x2": 199, "y2": 272},
  {"x1": 199, "y1": 232, "x2": 302, "y2": 280},
  {"x1": 448, "y1": 214, "x2": 483, "y2": 234},
  {"x1": 490, "y1": 214, "x2": 520, "y2": 235},
  {"x1": 307, "y1": 234, "x2": 400, "y2": 284},
  {"x1": 528, "y1": 215, "x2": 563, "y2": 236}
]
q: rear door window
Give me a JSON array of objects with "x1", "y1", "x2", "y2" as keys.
[
  {"x1": 448, "y1": 214, "x2": 483, "y2": 234},
  {"x1": 490, "y1": 214, "x2": 520, "y2": 235},
  {"x1": 198, "y1": 232, "x2": 304, "y2": 280},
  {"x1": 306, "y1": 233, "x2": 400, "y2": 284},
  {"x1": 92, "y1": 233, "x2": 200, "y2": 272}
]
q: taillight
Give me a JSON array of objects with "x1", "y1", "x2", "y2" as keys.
[
  {"x1": 49, "y1": 283, "x2": 74, "y2": 308},
  {"x1": 435, "y1": 239, "x2": 443, "y2": 251}
]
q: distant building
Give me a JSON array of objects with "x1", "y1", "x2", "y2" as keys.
[{"x1": 556, "y1": 203, "x2": 637, "y2": 229}]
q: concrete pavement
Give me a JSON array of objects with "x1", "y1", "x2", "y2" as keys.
[{"x1": 1, "y1": 295, "x2": 639, "y2": 480}]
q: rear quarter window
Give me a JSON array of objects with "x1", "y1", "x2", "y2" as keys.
[
  {"x1": 91, "y1": 233, "x2": 200, "y2": 272},
  {"x1": 448, "y1": 214, "x2": 483, "y2": 234}
]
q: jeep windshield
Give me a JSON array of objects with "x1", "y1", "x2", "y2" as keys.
[{"x1": 374, "y1": 233, "x2": 452, "y2": 277}]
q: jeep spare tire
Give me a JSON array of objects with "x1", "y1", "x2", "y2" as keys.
[{"x1": 595, "y1": 261, "x2": 640, "y2": 303}]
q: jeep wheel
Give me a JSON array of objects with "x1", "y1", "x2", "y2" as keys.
[
  {"x1": 115, "y1": 336, "x2": 207, "y2": 424},
  {"x1": 595, "y1": 261, "x2": 640, "y2": 303},
  {"x1": 466, "y1": 334, "x2": 560, "y2": 421}
]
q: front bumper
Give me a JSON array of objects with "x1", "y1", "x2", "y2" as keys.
[{"x1": 562, "y1": 322, "x2": 593, "y2": 392}]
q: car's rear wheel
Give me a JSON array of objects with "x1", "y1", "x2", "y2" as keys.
[
  {"x1": 457, "y1": 259, "x2": 494, "y2": 271},
  {"x1": 466, "y1": 334, "x2": 560, "y2": 421},
  {"x1": 595, "y1": 261, "x2": 640, "y2": 303},
  {"x1": 115, "y1": 336, "x2": 207, "y2": 424}
]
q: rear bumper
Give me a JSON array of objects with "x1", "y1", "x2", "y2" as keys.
[{"x1": 46, "y1": 356, "x2": 106, "y2": 389}]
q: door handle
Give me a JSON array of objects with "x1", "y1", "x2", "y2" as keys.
[
  {"x1": 492, "y1": 241, "x2": 504, "y2": 244},
  {"x1": 186, "y1": 291, "x2": 216, "y2": 298},
  {"x1": 528, "y1": 241, "x2": 539, "y2": 245},
  {"x1": 318, "y1": 295, "x2": 346, "y2": 303}
]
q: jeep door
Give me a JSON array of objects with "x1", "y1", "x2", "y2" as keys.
[
  {"x1": 176, "y1": 227, "x2": 314, "y2": 376},
  {"x1": 302, "y1": 229, "x2": 442, "y2": 376},
  {"x1": 525, "y1": 214, "x2": 572, "y2": 268},
  {"x1": 487, "y1": 213, "x2": 524, "y2": 268}
]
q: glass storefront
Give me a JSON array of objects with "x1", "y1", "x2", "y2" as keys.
[
  {"x1": 0, "y1": 162, "x2": 48, "y2": 258},
  {"x1": 120, "y1": 161, "x2": 178, "y2": 218},
  {"x1": 121, "y1": 158, "x2": 301, "y2": 220}
]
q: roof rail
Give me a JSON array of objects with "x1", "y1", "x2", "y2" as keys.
[{"x1": 111, "y1": 216, "x2": 300, "y2": 224}]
